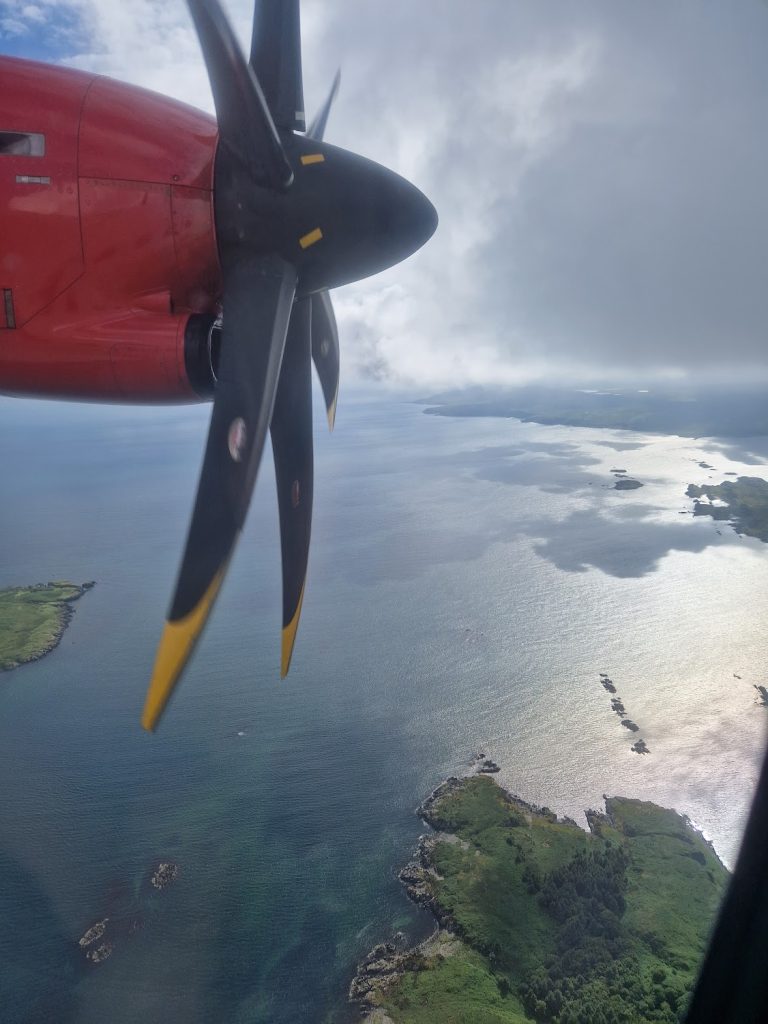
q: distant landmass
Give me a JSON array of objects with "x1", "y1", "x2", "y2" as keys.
[
  {"x1": 0, "y1": 581, "x2": 95, "y2": 671},
  {"x1": 686, "y1": 477, "x2": 768, "y2": 542},
  {"x1": 352, "y1": 773, "x2": 727, "y2": 1024},
  {"x1": 420, "y1": 386, "x2": 768, "y2": 438}
]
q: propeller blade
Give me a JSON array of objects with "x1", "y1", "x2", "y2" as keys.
[
  {"x1": 142, "y1": 255, "x2": 297, "y2": 731},
  {"x1": 310, "y1": 290, "x2": 340, "y2": 430},
  {"x1": 250, "y1": 0, "x2": 305, "y2": 133},
  {"x1": 270, "y1": 298, "x2": 313, "y2": 676},
  {"x1": 188, "y1": 0, "x2": 293, "y2": 189},
  {"x1": 307, "y1": 69, "x2": 340, "y2": 142}
]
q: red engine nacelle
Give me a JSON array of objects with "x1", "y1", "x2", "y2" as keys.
[{"x1": 0, "y1": 56, "x2": 223, "y2": 402}]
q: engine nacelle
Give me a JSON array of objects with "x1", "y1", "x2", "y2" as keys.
[{"x1": 0, "y1": 310, "x2": 221, "y2": 403}]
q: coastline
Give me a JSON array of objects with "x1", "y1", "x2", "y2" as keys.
[
  {"x1": 349, "y1": 768, "x2": 568, "y2": 1019},
  {"x1": 350, "y1": 764, "x2": 729, "y2": 1023},
  {"x1": 0, "y1": 581, "x2": 96, "y2": 673}
]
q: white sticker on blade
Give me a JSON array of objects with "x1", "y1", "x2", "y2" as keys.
[{"x1": 228, "y1": 418, "x2": 247, "y2": 462}]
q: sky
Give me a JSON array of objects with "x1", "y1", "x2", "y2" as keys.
[{"x1": 2, "y1": 0, "x2": 768, "y2": 389}]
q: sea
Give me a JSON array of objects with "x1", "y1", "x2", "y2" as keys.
[{"x1": 1, "y1": 388, "x2": 766, "y2": 1024}]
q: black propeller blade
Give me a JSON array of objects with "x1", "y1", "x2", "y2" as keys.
[
  {"x1": 305, "y1": 70, "x2": 341, "y2": 427},
  {"x1": 187, "y1": 0, "x2": 292, "y2": 189},
  {"x1": 266, "y1": 66, "x2": 340, "y2": 662},
  {"x1": 310, "y1": 290, "x2": 340, "y2": 429},
  {"x1": 307, "y1": 69, "x2": 340, "y2": 143},
  {"x1": 265, "y1": 66, "x2": 340, "y2": 673},
  {"x1": 144, "y1": 0, "x2": 437, "y2": 729},
  {"x1": 269, "y1": 298, "x2": 313, "y2": 676},
  {"x1": 143, "y1": 257, "x2": 296, "y2": 730},
  {"x1": 250, "y1": 0, "x2": 305, "y2": 132}
]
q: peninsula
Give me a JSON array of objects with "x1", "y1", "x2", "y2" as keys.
[
  {"x1": 352, "y1": 773, "x2": 727, "y2": 1023},
  {"x1": 686, "y1": 476, "x2": 768, "y2": 542},
  {"x1": 0, "y1": 581, "x2": 95, "y2": 671},
  {"x1": 420, "y1": 385, "x2": 768, "y2": 438}
]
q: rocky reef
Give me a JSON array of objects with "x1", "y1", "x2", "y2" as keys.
[
  {"x1": 76, "y1": 858, "x2": 178, "y2": 967},
  {"x1": 599, "y1": 674, "x2": 649, "y2": 752},
  {"x1": 599, "y1": 672, "x2": 617, "y2": 693},
  {"x1": 150, "y1": 862, "x2": 179, "y2": 891}
]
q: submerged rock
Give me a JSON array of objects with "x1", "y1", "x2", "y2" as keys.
[
  {"x1": 86, "y1": 942, "x2": 113, "y2": 964},
  {"x1": 78, "y1": 918, "x2": 109, "y2": 948},
  {"x1": 150, "y1": 861, "x2": 179, "y2": 891}
]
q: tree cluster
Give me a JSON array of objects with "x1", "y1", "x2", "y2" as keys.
[{"x1": 519, "y1": 847, "x2": 689, "y2": 1023}]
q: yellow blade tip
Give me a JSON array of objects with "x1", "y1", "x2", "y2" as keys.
[
  {"x1": 280, "y1": 582, "x2": 306, "y2": 678},
  {"x1": 141, "y1": 569, "x2": 226, "y2": 731},
  {"x1": 327, "y1": 392, "x2": 338, "y2": 432}
]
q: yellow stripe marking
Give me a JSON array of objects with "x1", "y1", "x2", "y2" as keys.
[
  {"x1": 142, "y1": 567, "x2": 227, "y2": 732},
  {"x1": 299, "y1": 227, "x2": 323, "y2": 249},
  {"x1": 327, "y1": 385, "x2": 338, "y2": 432},
  {"x1": 281, "y1": 581, "x2": 306, "y2": 678},
  {"x1": 301, "y1": 153, "x2": 325, "y2": 165}
]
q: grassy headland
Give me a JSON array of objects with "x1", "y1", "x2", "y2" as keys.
[
  {"x1": 686, "y1": 476, "x2": 768, "y2": 542},
  {"x1": 0, "y1": 581, "x2": 95, "y2": 671},
  {"x1": 353, "y1": 775, "x2": 728, "y2": 1024}
]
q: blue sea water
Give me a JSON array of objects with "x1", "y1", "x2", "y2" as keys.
[{"x1": 1, "y1": 390, "x2": 766, "y2": 1023}]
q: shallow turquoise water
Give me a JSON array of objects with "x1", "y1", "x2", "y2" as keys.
[{"x1": 1, "y1": 390, "x2": 766, "y2": 1022}]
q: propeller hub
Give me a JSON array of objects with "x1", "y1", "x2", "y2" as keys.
[
  {"x1": 285, "y1": 138, "x2": 437, "y2": 296},
  {"x1": 213, "y1": 137, "x2": 437, "y2": 294}
]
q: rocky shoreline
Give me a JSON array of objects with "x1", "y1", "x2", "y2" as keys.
[
  {"x1": 349, "y1": 768, "x2": 575, "y2": 1018},
  {"x1": 0, "y1": 580, "x2": 95, "y2": 673},
  {"x1": 350, "y1": 767, "x2": 726, "y2": 1021}
]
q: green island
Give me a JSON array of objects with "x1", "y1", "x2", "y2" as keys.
[
  {"x1": 686, "y1": 476, "x2": 768, "y2": 543},
  {"x1": 352, "y1": 774, "x2": 728, "y2": 1024},
  {"x1": 0, "y1": 581, "x2": 95, "y2": 671}
]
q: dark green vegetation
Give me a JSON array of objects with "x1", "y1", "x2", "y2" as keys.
[
  {"x1": 0, "y1": 582, "x2": 94, "y2": 671},
  {"x1": 421, "y1": 386, "x2": 768, "y2": 438},
  {"x1": 376, "y1": 776, "x2": 728, "y2": 1024},
  {"x1": 686, "y1": 476, "x2": 768, "y2": 542}
]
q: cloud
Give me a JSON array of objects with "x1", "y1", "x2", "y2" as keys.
[{"x1": 6, "y1": 0, "x2": 768, "y2": 387}]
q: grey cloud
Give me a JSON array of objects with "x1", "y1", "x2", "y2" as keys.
[{"x1": 303, "y1": 0, "x2": 768, "y2": 385}]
